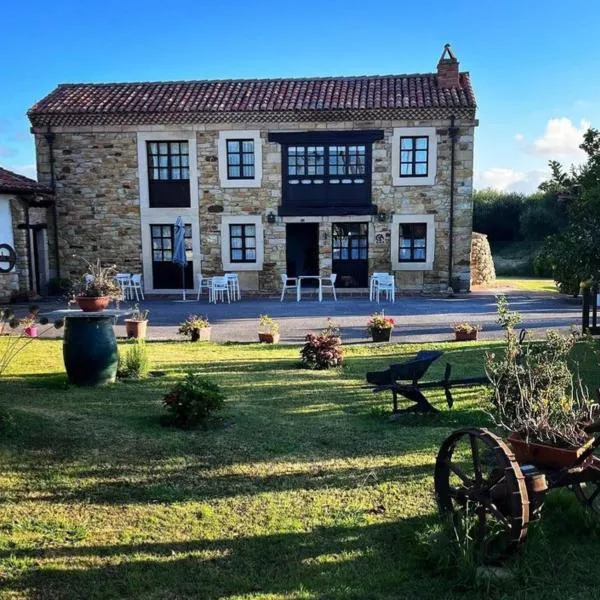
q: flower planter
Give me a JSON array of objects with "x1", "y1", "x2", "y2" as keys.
[
  {"x1": 258, "y1": 332, "x2": 280, "y2": 344},
  {"x1": 454, "y1": 330, "x2": 478, "y2": 342},
  {"x1": 76, "y1": 296, "x2": 110, "y2": 313},
  {"x1": 370, "y1": 327, "x2": 392, "y2": 342},
  {"x1": 508, "y1": 432, "x2": 592, "y2": 468},
  {"x1": 125, "y1": 319, "x2": 148, "y2": 340},
  {"x1": 191, "y1": 327, "x2": 211, "y2": 342}
]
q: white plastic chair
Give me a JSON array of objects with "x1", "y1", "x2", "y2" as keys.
[
  {"x1": 369, "y1": 273, "x2": 389, "y2": 301},
  {"x1": 211, "y1": 276, "x2": 230, "y2": 304},
  {"x1": 196, "y1": 273, "x2": 213, "y2": 301},
  {"x1": 115, "y1": 273, "x2": 132, "y2": 300},
  {"x1": 130, "y1": 274, "x2": 144, "y2": 301},
  {"x1": 280, "y1": 274, "x2": 298, "y2": 302},
  {"x1": 225, "y1": 273, "x2": 241, "y2": 301},
  {"x1": 320, "y1": 273, "x2": 337, "y2": 301},
  {"x1": 375, "y1": 274, "x2": 395, "y2": 303}
]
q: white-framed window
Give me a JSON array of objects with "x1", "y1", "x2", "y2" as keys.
[
  {"x1": 391, "y1": 214, "x2": 435, "y2": 271},
  {"x1": 220, "y1": 215, "x2": 264, "y2": 271},
  {"x1": 218, "y1": 130, "x2": 262, "y2": 188},
  {"x1": 391, "y1": 127, "x2": 437, "y2": 186}
]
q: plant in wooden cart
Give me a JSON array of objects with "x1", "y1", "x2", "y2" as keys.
[
  {"x1": 258, "y1": 314, "x2": 280, "y2": 343},
  {"x1": 162, "y1": 371, "x2": 225, "y2": 429},
  {"x1": 71, "y1": 257, "x2": 121, "y2": 312},
  {"x1": 300, "y1": 320, "x2": 343, "y2": 370},
  {"x1": 485, "y1": 295, "x2": 597, "y2": 448},
  {"x1": 178, "y1": 314, "x2": 211, "y2": 342},
  {"x1": 367, "y1": 312, "x2": 395, "y2": 342},
  {"x1": 0, "y1": 306, "x2": 64, "y2": 377}
]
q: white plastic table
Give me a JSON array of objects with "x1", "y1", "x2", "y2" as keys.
[{"x1": 297, "y1": 275, "x2": 323, "y2": 302}]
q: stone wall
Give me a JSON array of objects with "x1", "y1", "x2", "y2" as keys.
[
  {"x1": 34, "y1": 117, "x2": 475, "y2": 293},
  {"x1": 470, "y1": 232, "x2": 496, "y2": 286}
]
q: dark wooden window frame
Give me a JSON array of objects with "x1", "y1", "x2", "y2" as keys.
[
  {"x1": 269, "y1": 130, "x2": 384, "y2": 216},
  {"x1": 398, "y1": 222, "x2": 427, "y2": 263},
  {"x1": 226, "y1": 139, "x2": 255, "y2": 180},
  {"x1": 229, "y1": 224, "x2": 257, "y2": 263},
  {"x1": 146, "y1": 141, "x2": 191, "y2": 208},
  {"x1": 399, "y1": 136, "x2": 429, "y2": 178},
  {"x1": 150, "y1": 223, "x2": 192, "y2": 263},
  {"x1": 332, "y1": 223, "x2": 369, "y2": 261}
]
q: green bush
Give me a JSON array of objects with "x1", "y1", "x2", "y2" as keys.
[
  {"x1": 162, "y1": 372, "x2": 225, "y2": 428},
  {"x1": 117, "y1": 340, "x2": 150, "y2": 379}
]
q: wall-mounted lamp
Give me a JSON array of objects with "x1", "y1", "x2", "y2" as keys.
[
  {"x1": 377, "y1": 211, "x2": 387, "y2": 222},
  {"x1": 267, "y1": 212, "x2": 276, "y2": 224}
]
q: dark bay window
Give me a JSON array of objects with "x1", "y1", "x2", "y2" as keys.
[
  {"x1": 147, "y1": 141, "x2": 190, "y2": 207},
  {"x1": 230, "y1": 224, "x2": 257, "y2": 262},
  {"x1": 399, "y1": 223, "x2": 427, "y2": 262},
  {"x1": 227, "y1": 139, "x2": 255, "y2": 179},
  {"x1": 400, "y1": 136, "x2": 429, "y2": 177},
  {"x1": 269, "y1": 130, "x2": 383, "y2": 216}
]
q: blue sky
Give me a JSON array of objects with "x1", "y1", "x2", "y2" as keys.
[{"x1": 1, "y1": 0, "x2": 599, "y2": 193}]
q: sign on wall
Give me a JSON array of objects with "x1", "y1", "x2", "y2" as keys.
[{"x1": 0, "y1": 243, "x2": 16, "y2": 273}]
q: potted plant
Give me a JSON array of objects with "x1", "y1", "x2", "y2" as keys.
[
  {"x1": 258, "y1": 314, "x2": 280, "y2": 343},
  {"x1": 486, "y1": 296, "x2": 597, "y2": 467},
  {"x1": 178, "y1": 314, "x2": 211, "y2": 342},
  {"x1": 367, "y1": 312, "x2": 395, "y2": 342},
  {"x1": 71, "y1": 258, "x2": 122, "y2": 312},
  {"x1": 124, "y1": 304, "x2": 149, "y2": 340},
  {"x1": 453, "y1": 322, "x2": 480, "y2": 341}
]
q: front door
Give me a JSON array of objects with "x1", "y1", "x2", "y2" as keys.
[
  {"x1": 150, "y1": 224, "x2": 193, "y2": 289},
  {"x1": 286, "y1": 223, "x2": 319, "y2": 281},
  {"x1": 332, "y1": 222, "x2": 368, "y2": 287}
]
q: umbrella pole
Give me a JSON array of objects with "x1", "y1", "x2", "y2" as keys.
[{"x1": 181, "y1": 264, "x2": 186, "y2": 301}]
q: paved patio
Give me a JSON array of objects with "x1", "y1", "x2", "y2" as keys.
[{"x1": 36, "y1": 290, "x2": 582, "y2": 344}]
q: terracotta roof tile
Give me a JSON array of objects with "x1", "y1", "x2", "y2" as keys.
[
  {"x1": 0, "y1": 166, "x2": 51, "y2": 194},
  {"x1": 28, "y1": 72, "x2": 476, "y2": 128}
]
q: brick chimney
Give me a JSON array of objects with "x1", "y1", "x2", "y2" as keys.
[{"x1": 437, "y1": 44, "x2": 460, "y2": 89}]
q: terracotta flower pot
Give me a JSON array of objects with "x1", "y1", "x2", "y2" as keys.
[
  {"x1": 191, "y1": 327, "x2": 211, "y2": 342},
  {"x1": 77, "y1": 296, "x2": 110, "y2": 312},
  {"x1": 125, "y1": 319, "x2": 148, "y2": 340},
  {"x1": 371, "y1": 327, "x2": 392, "y2": 342},
  {"x1": 508, "y1": 432, "x2": 592, "y2": 468},
  {"x1": 258, "y1": 332, "x2": 280, "y2": 344},
  {"x1": 455, "y1": 330, "x2": 478, "y2": 341}
]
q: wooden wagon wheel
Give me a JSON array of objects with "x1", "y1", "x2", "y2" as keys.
[{"x1": 435, "y1": 427, "x2": 530, "y2": 562}]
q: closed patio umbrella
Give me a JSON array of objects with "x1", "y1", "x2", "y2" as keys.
[{"x1": 173, "y1": 216, "x2": 192, "y2": 302}]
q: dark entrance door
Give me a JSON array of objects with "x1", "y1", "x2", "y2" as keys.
[
  {"x1": 286, "y1": 223, "x2": 319, "y2": 282},
  {"x1": 150, "y1": 224, "x2": 193, "y2": 289},
  {"x1": 332, "y1": 222, "x2": 368, "y2": 287}
]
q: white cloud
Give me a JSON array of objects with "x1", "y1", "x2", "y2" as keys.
[
  {"x1": 7, "y1": 163, "x2": 37, "y2": 180},
  {"x1": 475, "y1": 168, "x2": 549, "y2": 194},
  {"x1": 515, "y1": 133, "x2": 524, "y2": 142},
  {"x1": 527, "y1": 117, "x2": 590, "y2": 158}
]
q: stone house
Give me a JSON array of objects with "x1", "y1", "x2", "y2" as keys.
[
  {"x1": 0, "y1": 167, "x2": 53, "y2": 300},
  {"x1": 27, "y1": 44, "x2": 476, "y2": 295}
]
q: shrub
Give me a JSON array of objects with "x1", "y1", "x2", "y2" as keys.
[
  {"x1": 117, "y1": 340, "x2": 150, "y2": 379},
  {"x1": 178, "y1": 314, "x2": 210, "y2": 338},
  {"x1": 367, "y1": 312, "x2": 395, "y2": 333},
  {"x1": 258, "y1": 314, "x2": 279, "y2": 334},
  {"x1": 452, "y1": 322, "x2": 480, "y2": 335},
  {"x1": 485, "y1": 296, "x2": 596, "y2": 447},
  {"x1": 162, "y1": 372, "x2": 225, "y2": 428},
  {"x1": 300, "y1": 331, "x2": 343, "y2": 370}
]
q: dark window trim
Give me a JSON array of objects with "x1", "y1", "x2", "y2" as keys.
[
  {"x1": 398, "y1": 222, "x2": 428, "y2": 263},
  {"x1": 229, "y1": 223, "x2": 257, "y2": 263},
  {"x1": 226, "y1": 138, "x2": 255, "y2": 180},
  {"x1": 399, "y1": 136, "x2": 429, "y2": 178},
  {"x1": 146, "y1": 140, "x2": 190, "y2": 181},
  {"x1": 332, "y1": 222, "x2": 369, "y2": 262},
  {"x1": 269, "y1": 129, "x2": 384, "y2": 145}
]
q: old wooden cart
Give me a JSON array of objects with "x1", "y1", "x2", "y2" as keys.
[{"x1": 434, "y1": 422, "x2": 600, "y2": 560}]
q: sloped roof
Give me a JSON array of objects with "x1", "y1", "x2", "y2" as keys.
[
  {"x1": 0, "y1": 166, "x2": 51, "y2": 194},
  {"x1": 28, "y1": 72, "x2": 476, "y2": 127}
]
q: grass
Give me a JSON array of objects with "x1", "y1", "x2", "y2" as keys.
[
  {"x1": 492, "y1": 277, "x2": 557, "y2": 293},
  {"x1": 0, "y1": 338, "x2": 599, "y2": 599}
]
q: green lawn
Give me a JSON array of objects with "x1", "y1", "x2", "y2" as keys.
[
  {"x1": 493, "y1": 277, "x2": 557, "y2": 293},
  {"x1": 0, "y1": 339, "x2": 600, "y2": 599}
]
